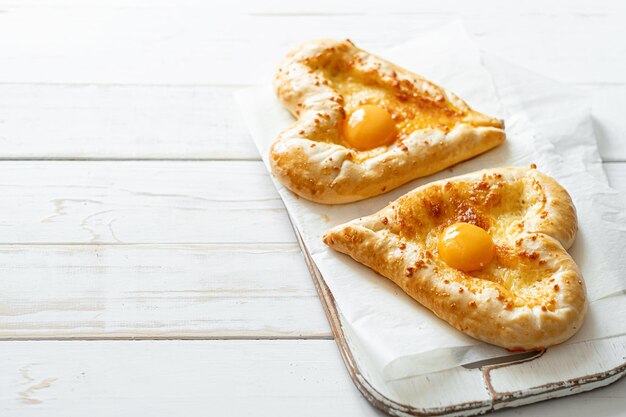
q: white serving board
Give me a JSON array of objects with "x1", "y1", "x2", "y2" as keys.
[{"x1": 292, "y1": 218, "x2": 626, "y2": 416}]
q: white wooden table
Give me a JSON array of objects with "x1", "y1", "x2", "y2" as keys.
[{"x1": 1, "y1": 1, "x2": 625, "y2": 415}]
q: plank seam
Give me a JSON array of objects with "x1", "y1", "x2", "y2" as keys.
[{"x1": 0, "y1": 336, "x2": 334, "y2": 341}]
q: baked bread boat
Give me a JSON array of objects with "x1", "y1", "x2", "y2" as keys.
[
  {"x1": 271, "y1": 39, "x2": 505, "y2": 204},
  {"x1": 323, "y1": 166, "x2": 586, "y2": 350}
]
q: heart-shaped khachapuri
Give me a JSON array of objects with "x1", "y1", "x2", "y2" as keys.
[
  {"x1": 323, "y1": 166, "x2": 586, "y2": 350},
  {"x1": 271, "y1": 39, "x2": 505, "y2": 204}
]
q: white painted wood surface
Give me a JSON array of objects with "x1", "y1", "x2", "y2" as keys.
[
  {"x1": 0, "y1": 161, "x2": 293, "y2": 244},
  {"x1": 0, "y1": 85, "x2": 258, "y2": 160},
  {"x1": 0, "y1": 341, "x2": 624, "y2": 417},
  {"x1": 0, "y1": 244, "x2": 329, "y2": 339},
  {"x1": 0, "y1": 0, "x2": 624, "y2": 415},
  {"x1": 488, "y1": 337, "x2": 626, "y2": 397}
]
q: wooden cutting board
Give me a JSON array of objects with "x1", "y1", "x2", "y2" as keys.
[{"x1": 291, "y1": 218, "x2": 626, "y2": 416}]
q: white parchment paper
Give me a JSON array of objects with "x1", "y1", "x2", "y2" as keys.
[{"x1": 237, "y1": 22, "x2": 626, "y2": 381}]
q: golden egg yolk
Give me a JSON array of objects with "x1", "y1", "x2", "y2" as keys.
[
  {"x1": 343, "y1": 105, "x2": 396, "y2": 150},
  {"x1": 438, "y1": 222, "x2": 495, "y2": 272}
]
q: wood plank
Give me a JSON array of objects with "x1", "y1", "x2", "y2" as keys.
[
  {"x1": 0, "y1": 339, "x2": 623, "y2": 417},
  {"x1": 0, "y1": 84, "x2": 258, "y2": 160},
  {"x1": 0, "y1": 84, "x2": 623, "y2": 161},
  {"x1": 0, "y1": 340, "x2": 383, "y2": 417},
  {"x1": 488, "y1": 337, "x2": 626, "y2": 399},
  {"x1": 1, "y1": 0, "x2": 624, "y2": 15},
  {"x1": 0, "y1": 244, "x2": 330, "y2": 339},
  {"x1": 0, "y1": 160, "x2": 295, "y2": 244},
  {"x1": 242, "y1": 0, "x2": 626, "y2": 16},
  {"x1": 0, "y1": 8, "x2": 624, "y2": 84},
  {"x1": 494, "y1": 377, "x2": 626, "y2": 417}
]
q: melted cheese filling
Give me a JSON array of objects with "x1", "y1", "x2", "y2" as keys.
[
  {"x1": 327, "y1": 72, "x2": 465, "y2": 148},
  {"x1": 390, "y1": 174, "x2": 553, "y2": 308}
]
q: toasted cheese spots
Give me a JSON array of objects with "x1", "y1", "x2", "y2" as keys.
[
  {"x1": 343, "y1": 105, "x2": 396, "y2": 150},
  {"x1": 438, "y1": 222, "x2": 495, "y2": 272}
]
